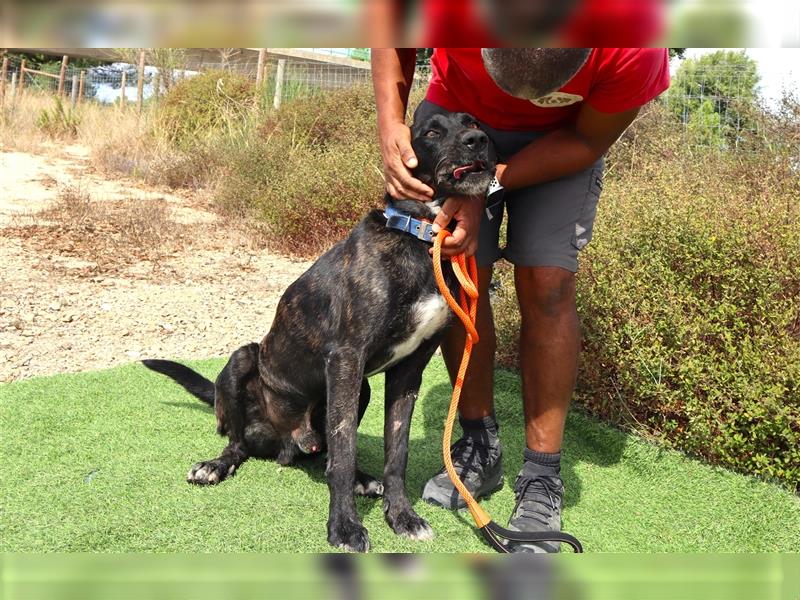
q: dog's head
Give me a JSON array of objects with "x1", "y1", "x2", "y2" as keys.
[{"x1": 410, "y1": 111, "x2": 497, "y2": 197}]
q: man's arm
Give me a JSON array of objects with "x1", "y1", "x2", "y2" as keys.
[
  {"x1": 496, "y1": 103, "x2": 640, "y2": 191},
  {"x1": 371, "y1": 48, "x2": 434, "y2": 201},
  {"x1": 433, "y1": 103, "x2": 641, "y2": 256},
  {"x1": 363, "y1": 0, "x2": 409, "y2": 47}
]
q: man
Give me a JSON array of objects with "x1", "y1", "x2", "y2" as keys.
[{"x1": 372, "y1": 48, "x2": 670, "y2": 551}]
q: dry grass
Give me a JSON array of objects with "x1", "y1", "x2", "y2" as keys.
[
  {"x1": 6, "y1": 184, "x2": 199, "y2": 277},
  {"x1": 0, "y1": 92, "x2": 202, "y2": 188}
]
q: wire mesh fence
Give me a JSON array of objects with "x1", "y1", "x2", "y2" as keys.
[
  {"x1": 1, "y1": 51, "x2": 796, "y2": 153},
  {"x1": 660, "y1": 66, "x2": 764, "y2": 149},
  {"x1": 1, "y1": 57, "x2": 156, "y2": 107},
  {"x1": 0, "y1": 52, "x2": 375, "y2": 110}
]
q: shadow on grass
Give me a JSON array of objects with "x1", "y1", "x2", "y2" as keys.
[
  {"x1": 414, "y1": 369, "x2": 627, "y2": 511},
  {"x1": 155, "y1": 363, "x2": 627, "y2": 529},
  {"x1": 160, "y1": 400, "x2": 214, "y2": 414},
  {"x1": 161, "y1": 392, "x2": 387, "y2": 523}
]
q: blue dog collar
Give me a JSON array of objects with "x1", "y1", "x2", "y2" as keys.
[{"x1": 383, "y1": 203, "x2": 435, "y2": 244}]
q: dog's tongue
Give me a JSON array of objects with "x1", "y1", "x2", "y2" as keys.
[{"x1": 453, "y1": 164, "x2": 475, "y2": 180}]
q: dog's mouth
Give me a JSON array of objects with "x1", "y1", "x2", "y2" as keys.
[
  {"x1": 429, "y1": 157, "x2": 495, "y2": 195},
  {"x1": 452, "y1": 160, "x2": 488, "y2": 180}
]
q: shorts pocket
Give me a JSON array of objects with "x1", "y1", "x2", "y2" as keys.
[{"x1": 571, "y1": 166, "x2": 603, "y2": 251}]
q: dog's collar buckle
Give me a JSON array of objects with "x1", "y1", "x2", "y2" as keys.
[{"x1": 383, "y1": 204, "x2": 434, "y2": 244}]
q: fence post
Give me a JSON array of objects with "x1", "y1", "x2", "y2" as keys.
[
  {"x1": 70, "y1": 74, "x2": 78, "y2": 109},
  {"x1": 256, "y1": 48, "x2": 266, "y2": 85},
  {"x1": 136, "y1": 50, "x2": 145, "y2": 114},
  {"x1": 273, "y1": 58, "x2": 286, "y2": 110},
  {"x1": 78, "y1": 70, "x2": 85, "y2": 104},
  {"x1": 19, "y1": 59, "x2": 26, "y2": 94},
  {"x1": 153, "y1": 72, "x2": 160, "y2": 99},
  {"x1": 10, "y1": 72, "x2": 16, "y2": 101},
  {"x1": 0, "y1": 57, "x2": 7, "y2": 105},
  {"x1": 58, "y1": 54, "x2": 68, "y2": 97},
  {"x1": 119, "y1": 70, "x2": 127, "y2": 108}
]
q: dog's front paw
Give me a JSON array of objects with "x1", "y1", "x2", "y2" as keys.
[
  {"x1": 187, "y1": 460, "x2": 236, "y2": 485},
  {"x1": 387, "y1": 510, "x2": 435, "y2": 541},
  {"x1": 328, "y1": 517, "x2": 370, "y2": 552}
]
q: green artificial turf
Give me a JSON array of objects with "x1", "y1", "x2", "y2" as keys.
[{"x1": 1, "y1": 357, "x2": 798, "y2": 553}]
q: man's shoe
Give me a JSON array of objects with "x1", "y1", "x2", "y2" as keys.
[
  {"x1": 422, "y1": 435, "x2": 503, "y2": 510},
  {"x1": 506, "y1": 470, "x2": 564, "y2": 553}
]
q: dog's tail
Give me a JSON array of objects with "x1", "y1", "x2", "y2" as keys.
[{"x1": 142, "y1": 359, "x2": 215, "y2": 406}]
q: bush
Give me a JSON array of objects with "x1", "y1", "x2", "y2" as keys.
[
  {"x1": 493, "y1": 103, "x2": 800, "y2": 490},
  {"x1": 156, "y1": 70, "x2": 255, "y2": 149},
  {"x1": 35, "y1": 98, "x2": 80, "y2": 138},
  {"x1": 212, "y1": 84, "x2": 388, "y2": 256}
]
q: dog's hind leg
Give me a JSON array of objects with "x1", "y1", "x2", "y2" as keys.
[
  {"x1": 187, "y1": 441, "x2": 248, "y2": 485},
  {"x1": 354, "y1": 469, "x2": 383, "y2": 498},
  {"x1": 187, "y1": 344, "x2": 257, "y2": 485},
  {"x1": 324, "y1": 348, "x2": 370, "y2": 552},
  {"x1": 381, "y1": 342, "x2": 438, "y2": 541}
]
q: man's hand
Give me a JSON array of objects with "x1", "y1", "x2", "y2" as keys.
[
  {"x1": 379, "y1": 122, "x2": 434, "y2": 201},
  {"x1": 431, "y1": 195, "x2": 486, "y2": 257}
]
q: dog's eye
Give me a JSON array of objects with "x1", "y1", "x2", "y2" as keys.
[
  {"x1": 467, "y1": 122, "x2": 479, "y2": 129},
  {"x1": 424, "y1": 130, "x2": 439, "y2": 138}
]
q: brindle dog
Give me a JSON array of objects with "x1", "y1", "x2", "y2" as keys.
[{"x1": 143, "y1": 110, "x2": 496, "y2": 552}]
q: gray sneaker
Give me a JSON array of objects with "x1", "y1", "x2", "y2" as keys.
[
  {"x1": 422, "y1": 435, "x2": 503, "y2": 510},
  {"x1": 507, "y1": 471, "x2": 564, "y2": 553}
]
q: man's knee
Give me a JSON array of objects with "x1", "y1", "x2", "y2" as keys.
[{"x1": 514, "y1": 266, "x2": 576, "y2": 320}]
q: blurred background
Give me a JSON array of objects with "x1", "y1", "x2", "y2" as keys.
[
  {"x1": 1, "y1": 554, "x2": 798, "y2": 600},
  {"x1": 1, "y1": 47, "x2": 798, "y2": 144},
  {"x1": 1, "y1": 0, "x2": 799, "y2": 48}
]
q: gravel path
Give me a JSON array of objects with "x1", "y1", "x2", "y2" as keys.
[{"x1": 0, "y1": 146, "x2": 310, "y2": 382}]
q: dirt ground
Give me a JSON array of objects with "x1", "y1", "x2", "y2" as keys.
[{"x1": 0, "y1": 145, "x2": 310, "y2": 382}]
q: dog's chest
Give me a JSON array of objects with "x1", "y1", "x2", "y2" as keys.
[
  {"x1": 367, "y1": 293, "x2": 449, "y2": 375},
  {"x1": 394, "y1": 293, "x2": 450, "y2": 357}
]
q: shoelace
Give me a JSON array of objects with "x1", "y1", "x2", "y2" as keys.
[
  {"x1": 512, "y1": 475, "x2": 562, "y2": 527},
  {"x1": 448, "y1": 436, "x2": 495, "y2": 479}
]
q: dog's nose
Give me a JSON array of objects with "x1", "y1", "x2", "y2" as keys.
[{"x1": 460, "y1": 129, "x2": 488, "y2": 150}]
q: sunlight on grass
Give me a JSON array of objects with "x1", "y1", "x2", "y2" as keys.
[{"x1": 1, "y1": 358, "x2": 798, "y2": 552}]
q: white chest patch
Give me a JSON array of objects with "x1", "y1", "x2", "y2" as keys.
[{"x1": 367, "y1": 294, "x2": 449, "y2": 376}]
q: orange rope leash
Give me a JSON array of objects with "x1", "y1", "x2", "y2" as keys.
[
  {"x1": 431, "y1": 229, "x2": 583, "y2": 553},
  {"x1": 432, "y1": 229, "x2": 492, "y2": 529}
]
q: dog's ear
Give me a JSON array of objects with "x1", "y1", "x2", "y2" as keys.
[{"x1": 409, "y1": 120, "x2": 439, "y2": 189}]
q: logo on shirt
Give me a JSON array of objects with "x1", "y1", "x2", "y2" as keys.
[{"x1": 529, "y1": 92, "x2": 584, "y2": 108}]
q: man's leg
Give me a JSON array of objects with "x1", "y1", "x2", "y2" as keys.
[
  {"x1": 422, "y1": 265, "x2": 505, "y2": 509},
  {"x1": 439, "y1": 265, "x2": 496, "y2": 419},
  {"x1": 515, "y1": 266, "x2": 579, "y2": 453},
  {"x1": 501, "y1": 153, "x2": 601, "y2": 550},
  {"x1": 504, "y1": 265, "x2": 578, "y2": 552}
]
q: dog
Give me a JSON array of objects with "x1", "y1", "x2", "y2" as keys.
[{"x1": 143, "y1": 110, "x2": 496, "y2": 552}]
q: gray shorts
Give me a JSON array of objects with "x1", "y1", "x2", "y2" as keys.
[{"x1": 414, "y1": 100, "x2": 604, "y2": 273}]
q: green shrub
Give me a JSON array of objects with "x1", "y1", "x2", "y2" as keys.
[
  {"x1": 493, "y1": 103, "x2": 800, "y2": 490},
  {"x1": 213, "y1": 84, "x2": 388, "y2": 255},
  {"x1": 156, "y1": 70, "x2": 255, "y2": 148},
  {"x1": 35, "y1": 98, "x2": 80, "y2": 138}
]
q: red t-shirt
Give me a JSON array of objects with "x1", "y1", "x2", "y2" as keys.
[
  {"x1": 422, "y1": 0, "x2": 664, "y2": 48},
  {"x1": 426, "y1": 48, "x2": 671, "y2": 131}
]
